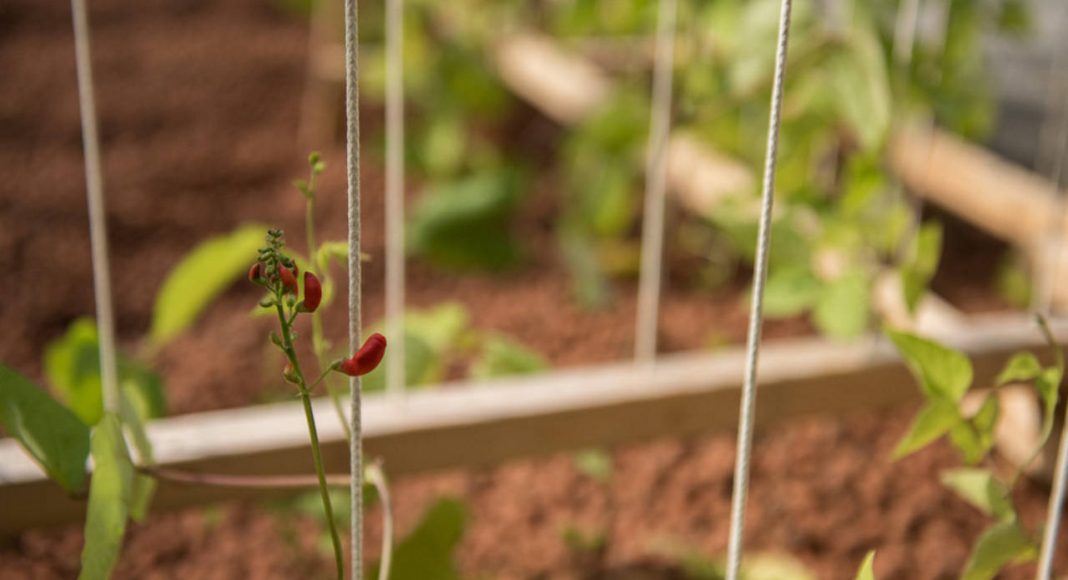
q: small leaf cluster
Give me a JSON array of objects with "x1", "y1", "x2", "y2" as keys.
[{"x1": 886, "y1": 319, "x2": 1063, "y2": 579}]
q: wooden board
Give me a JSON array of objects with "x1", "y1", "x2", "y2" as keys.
[{"x1": 1, "y1": 313, "x2": 1061, "y2": 534}]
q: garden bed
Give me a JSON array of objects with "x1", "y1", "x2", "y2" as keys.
[{"x1": 1, "y1": 0, "x2": 1056, "y2": 578}]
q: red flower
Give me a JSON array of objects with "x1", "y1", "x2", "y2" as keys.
[
  {"x1": 302, "y1": 272, "x2": 322, "y2": 312},
  {"x1": 337, "y1": 333, "x2": 387, "y2": 377},
  {"x1": 248, "y1": 262, "x2": 264, "y2": 283},
  {"x1": 279, "y1": 265, "x2": 298, "y2": 294}
]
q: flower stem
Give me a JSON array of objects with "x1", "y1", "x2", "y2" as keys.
[
  {"x1": 276, "y1": 302, "x2": 344, "y2": 580},
  {"x1": 306, "y1": 190, "x2": 353, "y2": 441}
]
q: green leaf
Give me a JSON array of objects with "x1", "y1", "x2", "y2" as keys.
[
  {"x1": 0, "y1": 364, "x2": 90, "y2": 495},
  {"x1": 44, "y1": 318, "x2": 105, "y2": 425},
  {"x1": 813, "y1": 271, "x2": 870, "y2": 340},
  {"x1": 961, "y1": 521, "x2": 1037, "y2": 580},
  {"x1": 44, "y1": 318, "x2": 167, "y2": 427},
  {"x1": 470, "y1": 334, "x2": 548, "y2": 379},
  {"x1": 360, "y1": 333, "x2": 436, "y2": 393},
  {"x1": 893, "y1": 399, "x2": 961, "y2": 460},
  {"x1": 78, "y1": 414, "x2": 134, "y2": 580},
  {"x1": 951, "y1": 394, "x2": 999, "y2": 464},
  {"x1": 940, "y1": 468, "x2": 1014, "y2": 520},
  {"x1": 827, "y1": 22, "x2": 891, "y2": 152},
  {"x1": 315, "y1": 241, "x2": 350, "y2": 271},
  {"x1": 854, "y1": 550, "x2": 876, "y2": 580},
  {"x1": 150, "y1": 224, "x2": 267, "y2": 345},
  {"x1": 886, "y1": 329, "x2": 973, "y2": 401},
  {"x1": 1034, "y1": 366, "x2": 1062, "y2": 446},
  {"x1": 996, "y1": 353, "x2": 1042, "y2": 386},
  {"x1": 375, "y1": 498, "x2": 466, "y2": 580},
  {"x1": 762, "y1": 265, "x2": 823, "y2": 318},
  {"x1": 407, "y1": 170, "x2": 525, "y2": 271},
  {"x1": 901, "y1": 222, "x2": 943, "y2": 313},
  {"x1": 573, "y1": 449, "x2": 613, "y2": 484}
]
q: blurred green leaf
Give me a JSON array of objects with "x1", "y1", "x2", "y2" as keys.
[
  {"x1": 961, "y1": 521, "x2": 1037, "y2": 580},
  {"x1": 813, "y1": 270, "x2": 870, "y2": 340},
  {"x1": 995, "y1": 353, "x2": 1042, "y2": 386},
  {"x1": 151, "y1": 224, "x2": 267, "y2": 345},
  {"x1": 573, "y1": 448, "x2": 613, "y2": 484},
  {"x1": 408, "y1": 170, "x2": 525, "y2": 271},
  {"x1": 940, "y1": 468, "x2": 1014, "y2": 520},
  {"x1": 0, "y1": 364, "x2": 90, "y2": 495},
  {"x1": 44, "y1": 318, "x2": 167, "y2": 427},
  {"x1": 78, "y1": 414, "x2": 133, "y2": 580},
  {"x1": 827, "y1": 16, "x2": 891, "y2": 152},
  {"x1": 893, "y1": 399, "x2": 960, "y2": 460},
  {"x1": 470, "y1": 334, "x2": 548, "y2": 379},
  {"x1": 886, "y1": 329, "x2": 973, "y2": 401},
  {"x1": 948, "y1": 394, "x2": 999, "y2": 465},
  {"x1": 762, "y1": 266, "x2": 823, "y2": 318},
  {"x1": 854, "y1": 550, "x2": 876, "y2": 580},
  {"x1": 375, "y1": 498, "x2": 466, "y2": 580},
  {"x1": 901, "y1": 222, "x2": 943, "y2": 313},
  {"x1": 44, "y1": 318, "x2": 104, "y2": 425}
]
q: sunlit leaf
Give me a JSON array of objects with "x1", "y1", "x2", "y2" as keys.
[
  {"x1": 44, "y1": 318, "x2": 167, "y2": 426},
  {"x1": 813, "y1": 270, "x2": 870, "y2": 340},
  {"x1": 854, "y1": 550, "x2": 876, "y2": 580},
  {"x1": 151, "y1": 224, "x2": 267, "y2": 345},
  {"x1": 0, "y1": 365, "x2": 90, "y2": 495},
  {"x1": 940, "y1": 468, "x2": 1014, "y2": 520},
  {"x1": 961, "y1": 521, "x2": 1037, "y2": 580},
  {"x1": 78, "y1": 414, "x2": 134, "y2": 580},
  {"x1": 886, "y1": 330, "x2": 973, "y2": 401},
  {"x1": 893, "y1": 399, "x2": 960, "y2": 459},
  {"x1": 995, "y1": 353, "x2": 1042, "y2": 386}
]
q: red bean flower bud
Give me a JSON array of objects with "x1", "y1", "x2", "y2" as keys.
[
  {"x1": 278, "y1": 265, "x2": 298, "y2": 294},
  {"x1": 248, "y1": 262, "x2": 264, "y2": 284},
  {"x1": 337, "y1": 333, "x2": 387, "y2": 377},
  {"x1": 302, "y1": 272, "x2": 322, "y2": 313}
]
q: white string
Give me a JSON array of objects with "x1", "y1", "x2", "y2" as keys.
[
  {"x1": 892, "y1": 0, "x2": 921, "y2": 67},
  {"x1": 343, "y1": 0, "x2": 364, "y2": 575},
  {"x1": 384, "y1": 0, "x2": 406, "y2": 397},
  {"x1": 634, "y1": 0, "x2": 678, "y2": 363},
  {"x1": 1034, "y1": 0, "x2": 1068, "y2": 316},
  {"x1": 70, "y1": 0, "x2": 120, "y2": 416},
  {"x1": 724, "y1": 0, "x2": 793, "y2": 578},
  {"x1": 1035, "y1": 7, "x2": 1068, "y2": 579}
]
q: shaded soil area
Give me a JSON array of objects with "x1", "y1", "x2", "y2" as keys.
[{"x1": 0, "y1": 0, "x2": 1051, "y2": 579}]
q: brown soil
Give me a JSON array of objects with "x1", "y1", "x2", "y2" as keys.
[{"x1": 0, "y1": 0, "x2": 1056, "y2": 579}]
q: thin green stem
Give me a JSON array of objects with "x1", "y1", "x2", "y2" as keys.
[
  {"x1": 306, "y1": 189, "x2": 353, "y2": 441},
  {"x1": 276, "y1": 302, "x2": 344, "y2": 580}
]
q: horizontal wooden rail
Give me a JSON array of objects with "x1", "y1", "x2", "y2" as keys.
[{"x1": 0, "y1": 313, "x2": 1061, "y2": 534}]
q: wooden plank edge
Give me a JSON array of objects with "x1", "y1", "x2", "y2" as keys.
[{"x1": 0, "y1": 313, "x2": 1060, "y2": 533}]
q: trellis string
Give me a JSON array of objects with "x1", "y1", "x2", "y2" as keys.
[
  {"x1": 385, "y1": 0, "x2": 406, "y2": 397},
  {"x1": 724, "y1": 0, "x2": 793, "y2": 578},
  {"x1": 1035, "y1": 6, "x2": 1068, "y2": 578},
  {"x1": 343, "y1": 0, "x2": 364, "y2": 575},
  {"x1": 70, "y1": 0, "x2": 121, "y2": 416},
  {"x1": 634, "y1": 0, "x2": 678, "y2": 363}
]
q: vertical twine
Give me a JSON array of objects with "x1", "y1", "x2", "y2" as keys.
[
  {"x1": 724, "y1": 0, "x2": 793, "y2": 578},
  {"x1": 384, "y1": 0, "x2": 406, "y2": 397},
  {"x1": 343, "y1": 0, "x2": 364, "y2": 576},
  {"x1": 1036, "y1": 8, "x2": 1068, "y2": 580},
  {"x1": 70, "y1": 0, "x2": 120, "y2": 416},
  {"x1": 634, "y1": 0, "x2": 678, "y2": 363}
]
